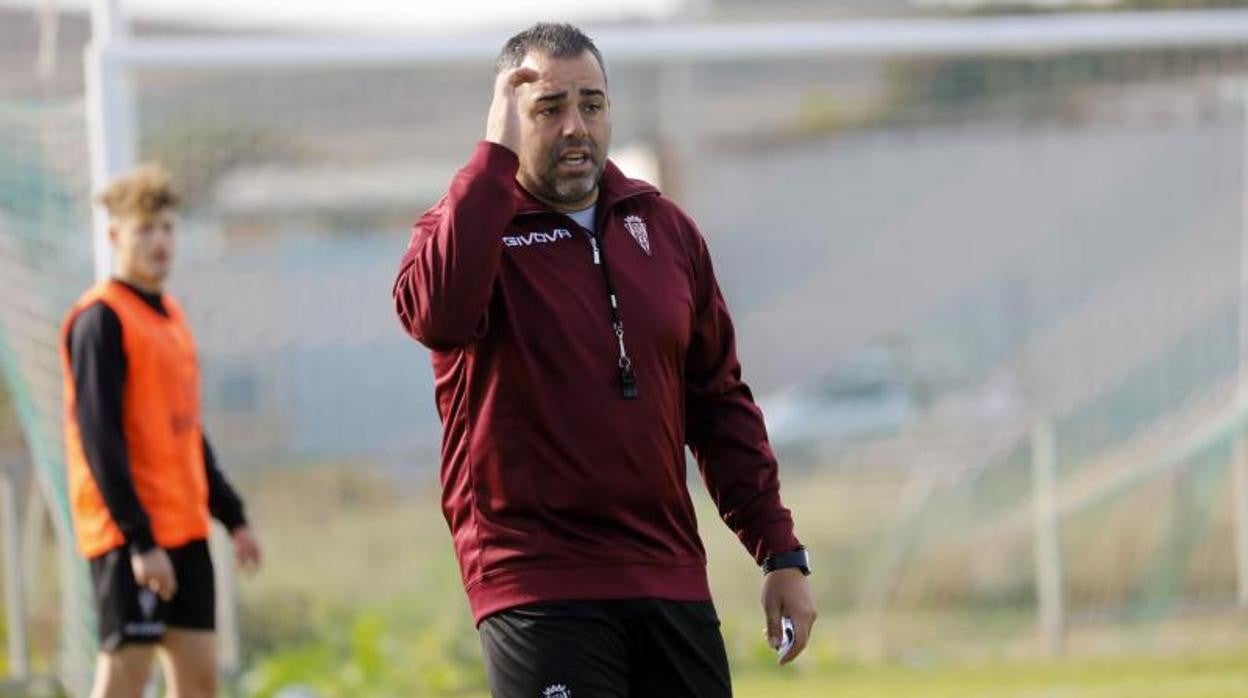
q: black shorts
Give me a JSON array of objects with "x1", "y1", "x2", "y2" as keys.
[
  {"x1": 88, "y1": 538, "x2": 215, "y2": 651},
  {"x1": 479, "y1": 599, "x2": 732, "y2": 698}
]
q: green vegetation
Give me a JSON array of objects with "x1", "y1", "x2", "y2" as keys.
[
  {"x1": 231, "y1": 464, "x2": 1248, "y2": 696},
  {"x1": 733, "y1": 653, "x2": 1248, "y2": 698}
]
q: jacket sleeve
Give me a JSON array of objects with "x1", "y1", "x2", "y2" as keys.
[
  {"x1": 202, "y1": 433, "x2": 247, "y2": 532},
  {"x1": 682, "y1": 217, "x2": 801, "y2": 566},
  {"x1": 392, "y1": 141, "x2": 520, "y2": 350},
  {"x1": 67, "y1": 301, "x2": 158, "y2": 555}
]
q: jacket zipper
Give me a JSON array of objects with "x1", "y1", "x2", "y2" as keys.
[{"x1": 588, "y1": 235, "x2": 602, "y2": 265}]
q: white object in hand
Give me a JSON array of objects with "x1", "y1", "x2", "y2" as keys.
[{"x1": 777, "y1": 616, "x2": 796, "y2": 660}]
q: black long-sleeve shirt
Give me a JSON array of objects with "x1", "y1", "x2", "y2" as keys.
[{"x1": 66, "y1": 280, "x2": 247, "y2": 554}]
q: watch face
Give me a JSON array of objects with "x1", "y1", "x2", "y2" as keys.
[{"x1": 793, "y1": 550, "x2": 810, "y2": 574}]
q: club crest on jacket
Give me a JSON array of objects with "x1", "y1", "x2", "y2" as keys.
[{"x1": 623, "y1": 215, "x2": 651, "y2": 256}]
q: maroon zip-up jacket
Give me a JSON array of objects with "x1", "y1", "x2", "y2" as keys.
[{"x1": 393, "y1": 141, "x2": 799, "y2": 623}]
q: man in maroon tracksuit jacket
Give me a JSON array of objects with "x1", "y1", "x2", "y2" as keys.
[{"x1": 393, "y1": 22, "x2": 816, "y2": 697}]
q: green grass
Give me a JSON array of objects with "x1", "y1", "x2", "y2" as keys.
[
  {"x1": 230, "y1": 465, "x2": 1248, "y2": 697},
  {"x1": 734, "y1": 653, "x2": 1248, "y2": 698},
  {"x1": 331, "y1": 652, "x2": 1248, "y2": 698}
]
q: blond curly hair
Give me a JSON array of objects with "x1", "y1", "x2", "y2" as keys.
[{"x1": 98, "y1": 164, "x2": 181, "y2": 219}]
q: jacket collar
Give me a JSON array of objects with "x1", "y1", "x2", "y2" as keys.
[{"x1": 512, "y1": 159, "x2": 658, "y2": 218}]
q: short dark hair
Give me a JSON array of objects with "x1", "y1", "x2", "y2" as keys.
[{"x1": 495, "y1": 22, "x2": 606, "y2": 80}]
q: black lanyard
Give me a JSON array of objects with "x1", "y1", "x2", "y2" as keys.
[{"x1": 585, "y1": 231, "x2": 638, "y2": 400}]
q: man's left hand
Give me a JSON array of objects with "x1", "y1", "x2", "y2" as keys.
[
  {"x1": 761, "y1": 568, "x2": 817, "y2": 665},
  {"x1": 232, "y1": 525, "x2": 263, "y2": 574}
]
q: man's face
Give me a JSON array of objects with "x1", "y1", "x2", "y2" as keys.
[
  {"x1": 514, "y1": 49, "x2": 611, "y2": 212},
  {"x1": 110, "y1": 211, "x2": 174, "y2": 288}
]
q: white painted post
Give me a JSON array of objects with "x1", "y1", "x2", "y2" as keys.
[
  {"x1": 1, "y1": 467, "x2": 29, "y2": 680},
  {"x1": 61, "y1": 2, "x2": 137, "y2": 692},
  {"x1": 1233, "y1": 436, "x2": 1248, "y2": 608},
  {"x1": 1232, "y1": 82, "x2": 1248, "y2": 609},
  {"x1": 37, "y1": 0, "x2": 60, "y2": 81},
  {"x1": 212, "y1": 527, "x2": 241, "y2": 682},
  {"x1": 85, "y1": 0, "x2": 135, "y2": 282},
  {"x1": 19, "y1": 477, "x2": 43, "y2": 609},
  {"x1": 1031, "y1": 419, "x2": 1065, "y2": 656},
  {"x1": 99, "y1": 12, "x2": 1248, "y2": 69}
]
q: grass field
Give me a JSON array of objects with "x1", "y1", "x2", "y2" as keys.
[
  {"x1": 732, "y1": 653, "x2": 1248, "y2": 698},
  {"x1": 307, "y1": 653, "x2": 1248, "y2": 698},
  {"x1": 216, "y1": 463, "x2": 1248, "y2": 697},
  {"x1": 7, "y1": 462, "x2": 1248, "y2": 696},
  {"x1": 8, "y1": 654, "x2": 1248, "y2": 698}
]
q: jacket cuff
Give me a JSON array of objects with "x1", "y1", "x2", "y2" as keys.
[
  {"x1": 219, "y1": 510, "x2": 248, "y2": 534},
  {"x1": 750, "y1": 522, "x2": 802, "y2": 566},
  {"x1": 468, "y1": 140, "x2": 520, "y2": 184}
]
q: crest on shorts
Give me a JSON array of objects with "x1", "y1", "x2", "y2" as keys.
[
  {"x1": 542, "y1": 685, "x2": 571, "y2": 698},
  {"x1": 138, "y1": 589, "x2": 158, "y2": 620},
  {"x1": 623, "y1": 215, "x2": 651, "y2": 256}
]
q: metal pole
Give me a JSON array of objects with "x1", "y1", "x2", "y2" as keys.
[
  {"x1": 86, "y1": 0, "x2": 135, "y2": 282},
  {"x1": 19, "y1": 476, "x2": 43, "y2": 607},
  {"x1": 1, "y1": 467, "x2": 30, "y2": 680},
  {"x1": 55, "y1": 3, "x2": 137, "y2": 693},
  {"x1": 36, "y1": 0, "x2": 60, "y2": 81},
  {"x1": 654, "y1": 0, "x2": 706, "y2": 203},
  {"x1": 1231, "y1": 437, "x2": 1248, "y2": 607},
  {"x1": 1031, "y1": 418, "x2": 1065, "y2": 656},
  {"x1": 1233, "y1": 82, "x2": 1248, "y2": 608},
  {"x1": 97, "y1": 10, "x2": 1248, "y2": 70},
  {"x1": 211, "y1": 527, "x2": 240, "y2": 686}
]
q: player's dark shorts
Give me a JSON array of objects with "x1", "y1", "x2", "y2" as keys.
[
  {"x1": 88, "y1": 538, "x2": 215, "y2": 652},
  {"x1": 479, "y1": 598, "x2": 732, "y2": 698}
]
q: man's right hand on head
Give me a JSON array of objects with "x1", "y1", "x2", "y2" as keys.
[
  {"x1": 485, "y1": 66, "x2": 540, "y2": 155},
  {"x1": 130, "y1": 547, "x2": 177, "y2": 601}
]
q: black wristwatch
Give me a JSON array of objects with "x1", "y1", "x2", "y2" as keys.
[{"x1": 762, "y1": 546, "x2": 811, "y2": 576}]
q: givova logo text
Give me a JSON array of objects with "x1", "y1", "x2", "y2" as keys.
[{"x1": 503, "y1": 228, "x2": 572, "y2": 247}]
